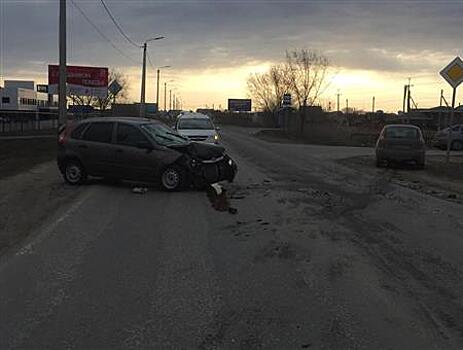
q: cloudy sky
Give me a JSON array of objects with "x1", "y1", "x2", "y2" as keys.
[{"x1": 1, "y1": 0, "x2": 463, "y2": 111}]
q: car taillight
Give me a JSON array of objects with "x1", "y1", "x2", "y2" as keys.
[{"x1": 58, "y1": 127, "x2": 67, "y2": 145}]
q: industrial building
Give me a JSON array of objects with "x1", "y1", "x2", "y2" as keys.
[{"x1": 0, "y1": 80, "x2": 51, "y2": 111}]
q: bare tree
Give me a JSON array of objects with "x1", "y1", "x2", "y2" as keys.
[
  {"x1": 247, "y1": 49, "x2": 330, "y2": 111},
  {"x1": 67, "y1": 68, "x2": 129, "y2": 110},
  {"x1": 284, "y1": 49, "x2": 330, "y2": 108},
  {"x1": 246, "y1": 63, "x2": 288, "y2": 115}
]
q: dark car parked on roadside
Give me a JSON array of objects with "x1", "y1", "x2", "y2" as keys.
[
  {"x1": 57, "y1": 117, "x2": 237, "y2": 191},
  {"x1": 375, "y1": 124, "x2": 426, "y2": 169},
  {"x1": 432, "y1": 124, "x2": 463, "y2": 151}
]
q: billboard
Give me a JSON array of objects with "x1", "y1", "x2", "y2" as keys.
[
  {"x1": 48, "y1": 65, "x2": 108, "y2": 97},
  {"x1": 228, "y1": 98, "x2": 251, "y2": 112}
]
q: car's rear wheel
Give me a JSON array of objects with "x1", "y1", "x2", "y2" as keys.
[
  {"x1": 63, "y1": 160, "x2": 87, "y2": 185},
  {"x1": 160, "y1": 165, "x2": 187, "y2": 191},
  {"x1": 452, "y1": 140, "x2": 463, "y2": 151}
]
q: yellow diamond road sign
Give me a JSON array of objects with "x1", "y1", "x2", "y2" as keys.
[{"x1": 440, "y1": 56, "x2": 463, "y2": 88}]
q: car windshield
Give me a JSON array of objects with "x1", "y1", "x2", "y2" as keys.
[
  {"x1": 385, "y1": 127, "x2": 418, "y2": 139},
  {"x1": 178, "y1": 118, "x2": 213, "y2": 130},
  {"x1": 141, "y1": 123, "x2": 189, "y2": 146}
]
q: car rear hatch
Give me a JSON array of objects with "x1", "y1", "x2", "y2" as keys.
[{"x1": 384, "y1": 127, "x2": 424, "y2": 150}]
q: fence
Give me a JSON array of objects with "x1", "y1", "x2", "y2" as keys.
[{"x1": 0, "y1": 110, "x2": 59, "y2": 135}]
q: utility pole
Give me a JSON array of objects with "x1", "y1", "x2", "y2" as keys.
[
  {"x1": 336, "y1": 91, "x2": 341, "y2": 113},
  {"x1": 346, "y1": 99, "x2": 349, "y2": 114},
  {"x1": 446, "y1": 87, "x2": 457, "y2": 162},
  {"x1": 173, "y1": 93, "x2": 176, "y2": 110},
  {"x1": 140, "y1": 42, "x2": 147, "y2": 116},
  {"x1": 169, "y1": 89, "x2": 172, "y2": 110},
  {"x1": 139, "y1": 36, "x2": 164, "y2": 117},
  {"x1": 58, "y1": 0, "x2": 67, "y2": 126},
  {"x1": 407, "y1": 78, "x2": 411, "y2": 115},
  {"x1": 156, "y1": 65, "x2": 170, "y2": 112},
  {"x1": 403, "y1": 85, "x2": 408, "y2": 113},
  {"x1": 438, "y1": 89, "x2": 443, "y2": 131},
  {"x1": 164, "y1": 82, "x2": 167, "y2": 112},
  {"x1": 372, "y1": 96, "x2": 375, "y2": 113},
  {"x1": 156, "y1": 68, "x2": 160, "y2": 110}
]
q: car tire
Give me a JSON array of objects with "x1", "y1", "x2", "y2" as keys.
[
  {"x1": 160, "y1": 165, "x2": 187, "y2": 191},
  {"x1": 63, "y1": 160, "x2": 87, "y2": 185},
  {"x1": 452, "y1": 140, "x2": 463, "y2": 151}
]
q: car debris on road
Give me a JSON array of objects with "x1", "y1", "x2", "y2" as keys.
[{"x1": 132, "y1": 187, "x2": 148, "y2": 194}]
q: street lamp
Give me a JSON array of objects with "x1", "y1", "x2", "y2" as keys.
[
  {"x1": 164, "y1": 79, "x2": 174, "y2": 112},
  {"x1": 156, "y1": 65, "x2": 171, "y2": 110},
  {"x1": 140, "y1": 36, "x2": 164, "y2": 116}
]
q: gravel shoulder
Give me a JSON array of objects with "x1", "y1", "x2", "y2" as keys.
[
  {"x1": 0, "y1": 138, "x2": 57, "y2": 179},
  {"x1": 0, "y1": 137, "x2": 84, "y2": 255}
]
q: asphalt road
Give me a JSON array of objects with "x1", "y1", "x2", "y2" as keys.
[{"x1": 1, "y1": 126, "x2": 463, "y2": 349}]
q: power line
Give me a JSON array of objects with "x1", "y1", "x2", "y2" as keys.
[
  {"x1": 146, "y1": 51, "x2": 156, "y2": 70},
  {"x1": 100, "y1": 0, "x2": 141, "y2": 48},
  {"x1": 70, "y1": 0, "x2": 139, "y2": 64}
]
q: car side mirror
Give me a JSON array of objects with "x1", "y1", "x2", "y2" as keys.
[
  {"x1": 136, "y1": 141, "x2": 154, "y2": 150},
  {"x1": 215, "y1": 126, "x2": 220, "y2": 131}
]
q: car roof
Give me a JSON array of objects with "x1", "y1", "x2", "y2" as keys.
[
  {"x1": 177, "y1": 112, "x2": 210, "y2": 119},
  {"x1": 384, "y1": 124, "x2": 420, "y2": 129},
  {"x1": 77, "y1": 117, "x2": 161, "y2": 125}
]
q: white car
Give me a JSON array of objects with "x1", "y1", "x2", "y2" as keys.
[{"x1": 174, "y1": 112, "x2": 220, "y2": 144}]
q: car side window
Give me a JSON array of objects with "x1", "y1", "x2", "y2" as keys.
[
  {"x1": 70, "y1": 123, "x2": 88, "y2": 139},
  {"x1": 82, "y1": 122, "x2": 114, "y2": 143},
  {"x1": 116, "y1": 123, "x2": 149, "y2": 147}
]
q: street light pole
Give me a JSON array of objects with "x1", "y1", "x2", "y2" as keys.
[
  {"x1": 164, "y1": 82, "x2": 167, "y2": 112},
  {"x1": 169, "y1": 89, "x2": 172, "y2": 110},
  {"x1": 58, "y1": 0, "x2": 67, "y2": 126},
  {"x1": 139, "y1": 36, "x2": 164, "y2": 117},
  {"x1": 156, "y1": 68, "x2": 160, "y2": 110},
  {"x1": 156, "y1": 65, "x2": 170, "y2": 111},
  {"x1": 140, "y1": 42, "x2": 147, "y2": 116}
]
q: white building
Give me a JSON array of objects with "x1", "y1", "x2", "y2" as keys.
[{"x1": 0, "y1": 80, "x2": 49, "y2": 111}]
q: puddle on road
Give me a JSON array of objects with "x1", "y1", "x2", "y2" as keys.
[{"x1": 206, "y1": 183, "x2": 238, "y2": 214}]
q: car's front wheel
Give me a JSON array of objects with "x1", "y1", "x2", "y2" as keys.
[
  {"x1": 63, "y1": 160, "x2": 87, "y2": 185},
  {"x1": 160, "y1": 165, "x2": 187, "y2": 191}
]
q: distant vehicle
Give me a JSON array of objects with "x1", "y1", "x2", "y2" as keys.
[
  {"x1": 432, "y1": 124, "x2": 463, "y2": 151},
  {"x1": 57, "y1": 117, "x2": 237, "y2": 191},
  {"x1": 375, "y1": 124, "x2": 426, "y2": 169},
  {"x1": 174, "y1": 112, "x2": 220, "y2": 144}
]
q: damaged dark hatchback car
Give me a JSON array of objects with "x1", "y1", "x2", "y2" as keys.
[{"x1": 57, "y1": 117, "x2": 237, "y2": 191}]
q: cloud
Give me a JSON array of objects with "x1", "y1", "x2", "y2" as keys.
[{"x1": 2, "y1": 0, "x2": 462, "y2": 110}]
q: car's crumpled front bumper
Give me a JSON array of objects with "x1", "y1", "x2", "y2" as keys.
[
  {"x1": 169, "y1": 142, "x2": 237, "y2": 184},
  {"x1": 193, "y1": 154, "x2": 237, "y2": 184}
]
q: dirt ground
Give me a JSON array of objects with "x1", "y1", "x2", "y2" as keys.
[
  {"x1": 338, "y1": 154, "x2": 463, "y2": 204},
  {"x1": 254, "y1": 128, "x2": 375, "y2": 146}
]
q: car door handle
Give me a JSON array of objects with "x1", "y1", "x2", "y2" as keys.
[{"x1": 78, "y1": 144, "x2": 88, "y2": 149}]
